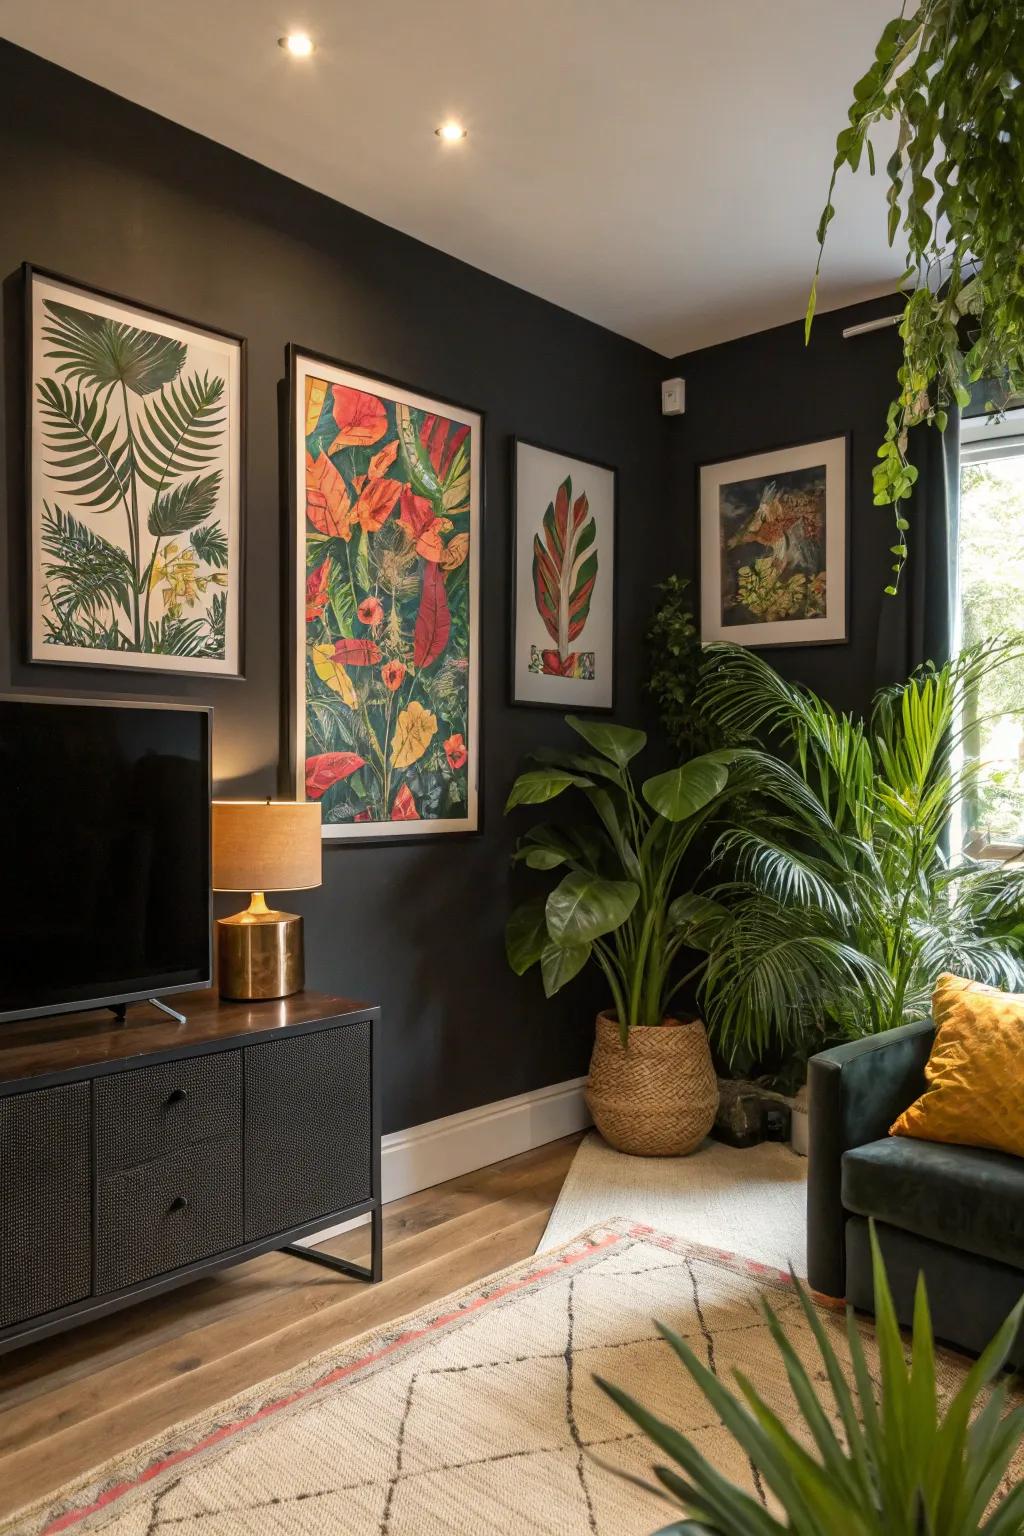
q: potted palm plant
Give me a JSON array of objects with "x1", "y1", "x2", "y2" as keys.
[
  {"x1": 505, "y1": 714, "x2": 735, "y2": 1156},
  {"x1": 685, "y1": 639, "x2": 1024, "y2": 1071}
]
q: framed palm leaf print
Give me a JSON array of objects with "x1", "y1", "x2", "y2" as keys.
[
  {"x1": 287, "y1": 345, "x2": 482, "y2": 843},
  {"x1": 510, "y1": 438, "x2": 616, "y2": 709},
  {"x1": 26, "y1": 266, "x2": 244, "y2": 676}
]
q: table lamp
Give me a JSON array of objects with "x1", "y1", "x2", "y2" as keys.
[{"x1": 212, "y1": 799, "x2": 322, "y2": 1000}]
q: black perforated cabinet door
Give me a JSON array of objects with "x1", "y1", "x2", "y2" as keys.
[
  {"x1": 1, "y1": 1082, "x2": 91, "y2": 1328},
  {"x1": 243, "y1": 1021, "x2": 372, "y2": 1242}
]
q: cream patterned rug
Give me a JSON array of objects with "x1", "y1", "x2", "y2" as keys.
[
  {"x1": 2, "y1": 1219, "x2": 979, "y2": 1536},
  {"x1": 539, "y1": 1133, "x2": 808, "y2": 1272}
]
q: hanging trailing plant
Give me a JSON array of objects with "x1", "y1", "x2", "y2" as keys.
[{"x1": 808, "y1": 0, "x2": 1024, "y2": 592}]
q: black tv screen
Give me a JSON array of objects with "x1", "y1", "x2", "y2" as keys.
[{"x1": 0, "y1": 700, "x2": 211, "y2": 1022}]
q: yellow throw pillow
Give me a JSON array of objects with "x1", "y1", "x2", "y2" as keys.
[{"x1": 891, "y1": 973, "x2": 1024, "y2": 1158}]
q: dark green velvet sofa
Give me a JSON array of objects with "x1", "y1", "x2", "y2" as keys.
[{"x1": 807, "y1": 1019, "x2": 1024, "y2": 1358}]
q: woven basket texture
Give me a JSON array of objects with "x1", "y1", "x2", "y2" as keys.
[{"x1": 585, "y1": 1010, "x2": 719, "y2": 1156}]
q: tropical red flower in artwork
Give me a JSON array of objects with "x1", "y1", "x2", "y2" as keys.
[
  {"x1": 367, "y1": 439, "x2": 400, "y2": 480},
  {"x1": 305, "y1": 556, "x2": 332, "y2": 623},
  {"x1": 351, "y1": 477, "x2": 403, "y2": 534},
  {"x1": 305, "y1": 751, "x2": 366, "y2": 799},
  {"x1": 444, "y1": 732, "x2": 467, "y2": 771},
  {"x1": 381, "y1": 659, "x2": 406, "y2": 691},
  {"x1": 391, "y1": 784, "x2": 419, "y2": 820},
  {"x1": 357, "y1": 596, "x2": 384, "y2": 627},
  {"x1": 398, "y1": 485, "x2": 445, "y2": 562},
  {"x1": 353, "y1": 809, "x2": 373, "y2": 823},
  {"x1": 328, "y1": 386, "x2": 387, "y2": 450}
]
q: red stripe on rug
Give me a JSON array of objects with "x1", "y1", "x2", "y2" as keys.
[{"x1": 40, "y1": 1227, "x2": 625, "y2": 1535}]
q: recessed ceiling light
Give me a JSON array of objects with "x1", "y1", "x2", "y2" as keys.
[
  {"x1": 278, "y1": 32, "x2": 314, "y2": 57},
  {"x1": 435, "y1": 120, "x2": 467, "y2": 143}
]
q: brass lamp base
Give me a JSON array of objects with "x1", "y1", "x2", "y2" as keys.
[{"x1": 217, "y1": 892, "x2": 304, "y2": 1001}]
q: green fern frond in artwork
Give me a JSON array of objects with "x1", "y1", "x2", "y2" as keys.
[
  {"x1": 147, "y1": 614, "x2": 209, "y2": 656},
  {"x1": 36, "y1": 378, "x2": 130, "y2": 513},
  {"x1": 41, "y1": 300, "x2": 186, "y2": 396},
  {"x1": 40, "y1": 503, "x2": 134, "y2": 615},
  {"x1": 189, "y1": 519, "x2": 228, "y2": 568},
  {"x1": 134, "y1": 371, "x2": 226, "y2": 493},
  {"x1": 203, "y1": 591, "x2": 227, "y2": 655},
  {"x1": 148, "y1": 472, "x2": 222, "y2": 538}
]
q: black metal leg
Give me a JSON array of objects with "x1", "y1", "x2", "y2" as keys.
[
  {"x1": 370, "y1": 1202, "x2": 383, "y2": 1282},
  {"x1": 283, "y1": 1206, "x2": 382, "y2": 1284}
]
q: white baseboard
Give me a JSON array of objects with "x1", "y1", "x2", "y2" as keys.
[{"x1": 295, "y1": 1075, "x2": 590, "y2": 1248}]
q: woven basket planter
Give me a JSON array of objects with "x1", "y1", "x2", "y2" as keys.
[{"x1": 586, "y1": 1010, "x2": 719, "y2": 1157}]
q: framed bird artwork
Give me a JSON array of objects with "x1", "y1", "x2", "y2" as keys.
[{"x1": 698, "y1": 435, "x2": 849, "y2": 647}]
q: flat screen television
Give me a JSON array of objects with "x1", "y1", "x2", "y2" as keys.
[{"x1": 0, "y1": 699, "x2": 211, "y2": 1022}]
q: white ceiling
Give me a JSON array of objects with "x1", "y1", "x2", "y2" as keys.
[{"x1": 1, "y1": 0, "x2": 903, "y2": 356}]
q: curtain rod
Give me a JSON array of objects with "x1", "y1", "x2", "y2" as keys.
[{"x1": 842, "y1": 315, "x2": 903, "y2": 338}]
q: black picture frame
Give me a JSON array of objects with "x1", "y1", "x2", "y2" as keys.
[
  {"x1": 23, "y1": 263, "x2": 248, "y2": 680},
  {"x1": 509, "y1": 434, "x2": 618, "y2": 712},
  {"x1": 284, "y1": 342, "x2": 485, "y2": 847},
  {"x1": 696, "y1": 431, "x2": 851, "y2": 649}
]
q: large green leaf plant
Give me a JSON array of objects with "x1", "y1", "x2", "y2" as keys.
[
  {"x1": 504, "y1": 715, "x2": 738, "y2": 1039},
  {"x1": 598, "y1": 1225, "x2": 1024, "y2": 1535}
]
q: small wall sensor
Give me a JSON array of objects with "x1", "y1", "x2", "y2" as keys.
[{"x1": 661, "y1": 377, "x2": 685, "y2": 416}]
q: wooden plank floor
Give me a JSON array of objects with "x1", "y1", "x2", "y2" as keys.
[{"x1": 0, "y1": 1133, "x2": 582, "y2": 1525}]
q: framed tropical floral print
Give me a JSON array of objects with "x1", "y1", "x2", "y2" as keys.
[
  {"x1": 510, "y1": 438, "x2": 616, "y2": 709},
  {"x1": 26, "y1": 266, "x2": 244, "y2": 676},
  {"x1": 288, "y1": 345, "x2": 482, "y2": 843},
  {"x1": 699, "y1": 435, "x2": 848, "y2": 647}
]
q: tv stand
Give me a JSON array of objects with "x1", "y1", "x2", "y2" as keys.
[
  {"x1": 108, "y1": 996, "x2": 188, "y2": 1025},
  {"x1": 0, "y1": 989, "x2": 382, "y2": 1353}
]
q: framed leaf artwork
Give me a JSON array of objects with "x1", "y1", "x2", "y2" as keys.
[
  {"x1": 287, "y1": 346, "x2": 482, "y2": 843},
  {"x1": 699, "y1": 435, "x2": 849, "y2": 647},
  {"x1": 510, "y1": 438, "x2": 616, "y2": 710},
  {"x1": 26, "y1": 266, "x2": 244, "y2": 676}
]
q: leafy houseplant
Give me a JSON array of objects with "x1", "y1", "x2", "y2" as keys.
[
  {"x1": 598, "y1": 1224, "x2": 1024, "y2": 1534},
  {"x1": 646, "y1": 576, "x2": 739, "y2": 758},
  {"x1": 36, "y1": 298, "x2": 230, "y2": 659},
  {"x1": 688, "y1": 640, "x2": 1024, "y2": 1069},
  {"x1": 504, "y1": 714, "x2": 736, "y2": 1155},
  {"x1": 808, "y1": 0, "x2": 1024, "y2": 592}
]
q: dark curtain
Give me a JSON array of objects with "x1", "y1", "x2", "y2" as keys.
[{"x1": 874, "y1": 408, "x2": 961, "y2": 687}]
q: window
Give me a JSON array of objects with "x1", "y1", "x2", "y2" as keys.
[{"x1": 956, "y1": 407, "x2": 1024, "y2": 857}]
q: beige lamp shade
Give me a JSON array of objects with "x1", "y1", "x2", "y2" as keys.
[{"x1": 212, "y1": 800, "x2": 322, "y2": 893}]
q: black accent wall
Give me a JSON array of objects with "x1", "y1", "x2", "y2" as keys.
[
  {"x1": 666, "y1": 298, "x2": 911, "y2": 718},
  {"x1": 0, "y1": 43, "x2": 669, "y2": 1131},
  {"x1": 0, "y1": 43, "x2": 914, "y2": 1132}
]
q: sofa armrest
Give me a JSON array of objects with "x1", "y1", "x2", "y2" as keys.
[{"x1": 806, "y1": 1018, "x2": 934, "y2": 1298}]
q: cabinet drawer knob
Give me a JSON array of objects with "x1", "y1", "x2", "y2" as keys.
[
  {"x1": 166, "y1": 1088, "x2": 188, "y2": 1106},
  {"x1": 169, "y1": 1195, "x2": 190, "y2": 1214}
]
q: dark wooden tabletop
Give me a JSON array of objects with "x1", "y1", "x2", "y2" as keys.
[{"x1": 0, "y1": 989, "x2": 374, "y2": 1091}]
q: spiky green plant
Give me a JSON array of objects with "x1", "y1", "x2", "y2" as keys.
[
  {"x1": 597, "y1": 1225, "x2": 1024, "y2": 1535},
  {"x1": 681, "y1": 639, "x2": 1024, "y2": 1066}
]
